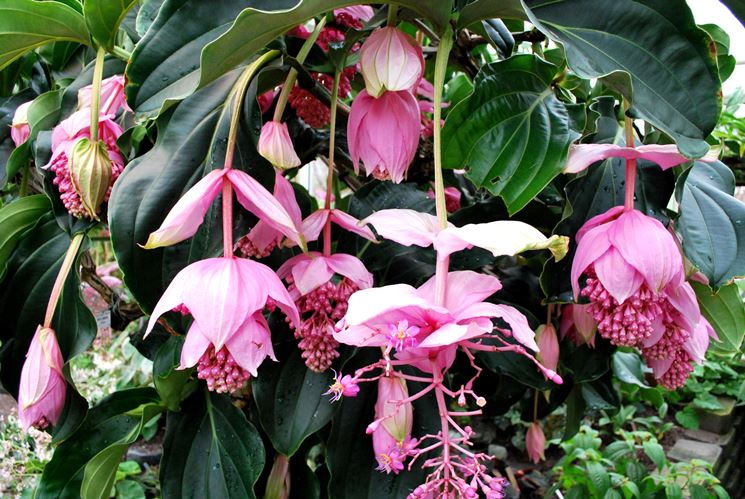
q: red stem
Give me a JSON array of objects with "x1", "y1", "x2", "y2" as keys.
[{"x1": 222, "y1": 178, "x2": 233, "y2": 258}]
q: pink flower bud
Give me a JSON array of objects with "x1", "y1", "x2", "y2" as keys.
[
  {"x1": 536, "y1": 324, "x2": 559, "y2": 372},
  {"x1": 560, "y1": 304, "x2": 597, "y2": 346},
  {"x1": 359, "y1": 27, "x2": 424, "y2": 97},
  {"x1": 78, "y1": 75, "x2": 130, "y2": 115},
  {"x1": 18, "y1": 327, "x2": 67, "y2": 431},
  {"x1": 526, "y1": 422, "x2": 546, "y2": 464},
  {"x1": 11, "y1": 101, "x2": 32, "y2": 146},
  {"x1": 347, "y1": 89, "x2": 420, "y2": 183},
  {"x1": 68, "y1": 138, "x2": 114, "y2": 220},
  {"x1": 376, "y1": 376, "x2": 413, "y2": 442},
  {"x1": 258, "y1": 121, "x2": 301, "y2": 170}
]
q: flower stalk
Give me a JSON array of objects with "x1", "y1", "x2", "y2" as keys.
[
  {"x1": 624, "y1": 100, "x2": 636, "y2": 212},
  {"x1": 323, "y1": 70, "x2": 342, "y2": 257},
  {"x1": 43, "y1": 233, "x2": 85, "y2": 328},
  {"x1": 89, "y1": 47, "x2": 106, "y2": 142}
]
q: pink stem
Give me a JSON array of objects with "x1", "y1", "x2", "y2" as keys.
[
  {"x1": 432, "y1": 360, "x2": 451, "y2": 490},
  {"x1": 222, "y1": 178, "x2": 234, "y2": 258},
  {"x1": 434, "y1": 254, "x2": 449, "y2": 307}
]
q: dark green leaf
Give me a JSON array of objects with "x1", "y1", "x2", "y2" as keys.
[
  {"x1": 720, "y1": 0, "x2": 745, "y2": 27},
  {"x1": 642, "y1": 440, "x2": 665, "y2": 470},
  {"x1": 442, "y1": 54, "x2": 577, "y2": 214},
  {"x1": 153, "y1": 336, "x2": 196, "y2": 411},
  {"x1": 676, "y1": 161, "x2": 745, "y2": 287},
  {"x1": 84, "y1": 0, "x2": 139, "y2": 50},
  {"x1": 0, "y1": 0, "x2": 90, "y2": 70},
  {"x1": 612, "y1": 351, "x2": 649, "y2": 388},
  {"x1": 0, "y1": 194, "x2": 51, "y2": 279},
  {"x1": 524, "y1": 0, "x2": 721, "y2": 157},
  {"x1": 586, "y1": 461, "x2": 611, "y2": 495},
  {"x1": 691, "y1": 280, "x2": 745, "y2": 353},
  {"x1": 135, "y1": 0, "x2": 165, "y2": 36},
  {"x1": 160, "y1": 390, "x2": 265, "y2": 499},
  {"x1": 253, "y1": 350, "x2": 337, "y2": 456},
  {"x1": 457, "y1": 0, "x2": 526, "y2": 27}
]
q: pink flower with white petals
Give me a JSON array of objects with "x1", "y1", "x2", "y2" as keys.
[
  {"x1": 278, "y1": 252, "x2": 373, "y2": 371},
  {"x1": 347, "y1": 89, "x2": 421, "y2": 183},
  {"x1": 145, "y1": 257, "x2": 299, "y2": 393},
  {"x1": 10, "y1": 101, "x2": 32, "y2": 146},
  {"x1": 143, "y1": 168, "x2": 303, "y2": 250},
  {"x1": 44, "y1": 110, "x2": 124, "y2": 218},
  {"x1": 563, "y1": 143, "x2": 718, "y2": 174},
  {"x1": 572, "y1": 207, "x2": 684, "y2": 347},
  {"x1": 17, "y1": 327, "x2": 66, "y2": 431},
  {"x1": 78, "y1": 74, "x2": 130, "y2": 115}
]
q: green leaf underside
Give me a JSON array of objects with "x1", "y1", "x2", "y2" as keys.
[
  {"x1": 84, "y1": 0, "x2": 139, "y2": 50},
  {"x1": 523, "y1": 0, "x2": 721, "y2": 158},
  {"x1": 442, "y1": 54, "x2": 576, "y2": 214},
  {"x1": 691, "y1": 280, "x2": 745, "y2": 353}
]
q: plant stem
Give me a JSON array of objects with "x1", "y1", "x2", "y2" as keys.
[
  {"x1": 387, "y1": 5, "x2": 397, "y2": 26},
  {"x1": 19, "y1": 164, "x2": 29, "y2": 196},
  {"x1": 111, "y1": 46, "x2": 131, "y2": 62},
  {"x1": 323, "y1": 70, "x2": 341, "y2": 257},
  {"x1": 43, "y1": 233, "x2": 85, "y2": 328},
  {"x1": 89, "y1": 47, "x2": 106, "y2": 141},
  {"x1": 432, "y1": 26, "x2": 454, "y2": 306},
  {"x1": 273, "y1": 17, "x2": 328, "y2": 122},
  {"x1": 431, "y1": 361, "x2": 451, "y2": 488},
  {"x1": 624, "y1": 100, "x2": 636, "y2": 212}
]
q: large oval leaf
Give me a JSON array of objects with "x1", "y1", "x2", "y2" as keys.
[
  {"x1": 675, "y1": 160, "x2": 745, "y2": 287},
  {"x1": 84, "y1": 0, "x2": 139, "y2": 50},
  {"x1": 253, "y1": 348, "x2": 337, "y2": 457},
  {"x1": 523, "y1": 0, "x2": 721, "y2": 158},
  {"x1": 0, "y1": 0, "x2": 90, "y2": 70},
  {"x1": 0, "y1": 194, "x2": 51, "y2": 279},
  {"x1": 160, "y1": 390, "x2": 265, "y2": 499},
  {"x1": 691, "y1": 280, "x2": 745, "y2": 354},
  {"x1": 441, "y1": 54, "x2": 577, "y2": 214}
]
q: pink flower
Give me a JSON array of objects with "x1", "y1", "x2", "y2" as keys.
[
  {"x1": 324, "y1": 370, "x2": 360, "y2": 402},
  {"x1": 526, "y1": 422, "x2": 546, "y2": 464},
  {"x1": 347, "y1": 89, "x2": 420, "y2": 183},
  {"x1": 143, "y1": 168, "x2": 303, "y2": 250},
  {"x1": 78, "y1": 74, "x2": 130, "y2": 115},
  {"x1": 336, "y1": 270, "x2": 541, "y2": 373},
  {"x1": 563, "y1": 143, "x2": 717, "y2": 174},
  {"x1": 146, "y1": 257, "x2": 299, "y2": 392},
  {"x1": 359, "y1": 27, "x2": 424, "y2": 97},
  {"x1": 371, "y1": 377, "x2": 415, "y2": 474},
  {"x1": 258, "y1": 121, "x2": 301, "y2": 170},
  {"x1": 535, "y1": 324, "x2": 559, "y2": 372},
  {"x1": 44, "y1": 110, "x2": 124, "y2": 218},
  {"x1": 10, "y1": 101, "x2": 32, "y2": 146},
  {"x1": 333, "y1": 6, "x2": 374, "y2": 29},
  {"x1": 572, "y1": 207, "x2": 684, "y2": 347},
  {"x1": 559, "y1": 304, "x2": 597, "y2": 346},
  {"x1": 17, "y1": 327, "x2": 66, "y2": 431},
  {"x1": 426, "y1": 186, "x2": 461, "y2": 213},
  {"x1": 278, "y1": 252, "x2": 373, "y2": 371}
]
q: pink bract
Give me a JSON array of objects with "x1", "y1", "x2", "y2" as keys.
[
  {"x1": 18, "y1": 327, "x2": 66, "y2": 430},
  {"x1": 359, "y1": 27, "x2": 424, "y2": 97},
  {"x1": 564, "y1": 143, "x2": 717, "y2": 174}
]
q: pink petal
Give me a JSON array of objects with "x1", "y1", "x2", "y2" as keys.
[
  {"x1": 490, "y1": 303, "x2": 540, "y2": 351},
  {"x1": 145, "y1": 267, "x2": 192, "y2": 335},
  {"x1": 418, "y1": 270, "x2": 501, "y2": 316},
  {"x1": 226, "y1": 314, "x2": 276, "y2": 376},
  {"x1": 179, "y1": 322, "x2": 212, "y2": 369},
  {"x1": 334, "y1": 324, "x2": 388, "y2": 347},
  {"x1": 684, "y1": 317, "x2": 713, "y2": 363},
  {"x1": 649, "y1": 357, "x2": 674, "y2": 378},
  {"x1": 272, "y1": 172, "x2": 303, "y2": 227},
  {"x1": 326, "y1": 253, "x2": 374, "y2": 289},
  {"x1": 417, "y1": 322, "x2": 476, "y2": 348},
  {"x1": 293, "y1": 255, "x2": 335, "y2": 296},
  {"x1": 362, "y1": 209, "x2": 443, "y2": 247},
  {"x1": 143, "y1": 169, "x2": 226, "y2": 248},
  {"x1": 330, "y1": 209, "x2": 377, "y2": 241},
  {"x1": 576, "y1": 206, "x2": 624, "y2": 243},
  {"x1": 227, "y1": 169, "x2": 303, "y2": 248},
  {"x1": 664, "y1": 281, "x2": 701, "y2": 333},
  {"x1": 571, "y1": 224, "x2": 613, "y2": 298},
  {"x1": 236, "y1": 258, "x2": 300, "y2": 328},
  {"x1": 437, "y1": 221, "x2": 565, "y2": 260},
  {"x1": 343, "y1": 284, "x2": 444, "y2": 327},
  {"x1": 593, "y1": 247, "x2": 644, "y2": 303},
  {"x1": 301, "y1": 210, "x2": 330, "y2": 242},
  {"x1": 245, "y1": 220, "x2": 281, "y2": 253}
]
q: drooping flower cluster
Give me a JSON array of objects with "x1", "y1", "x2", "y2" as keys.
[{"x1": 44, "y1": 75, "x2": 129, "y2": 219}]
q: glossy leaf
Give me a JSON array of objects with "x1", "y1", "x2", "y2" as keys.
[
  {"x1": 441, "y1": 54, "x2": 577, "y2": 214},
  {"x1": 36, "y1": 388, "x2": 160, "y2": 499},
  {"x1": 0, "y1": 194, "x2": 51, "y2": 279},
  {"x1": 720, "y1": 0, "x2": 745, "y2": 27},
  {"x1": 457, "y1": 0, "x2": 526, "y2": 27},
  {"x1": 84, "y1": 0, "x2": 139, "y2": 50},
  {"x1": 0, "y1": 0, "x2": 90, "y2": 70},
  {"x1": 523, "y1": 0, "x2": 721, "y2": 158},
  {"x1": 153, "y1": 336, "x2": 196, "y2": 411},
  {"x1": 160, "y1": 390, "x2": 265, "y2": 499},
  {"x1": 676, "y1": 161, "x2": 745, "y2": 287},
  {"x1": 691, "y1": 280, "x2": 745, "y2": 353},
  {"x1": 253, "y1": 349, "x2": 337, "y2": 457}
]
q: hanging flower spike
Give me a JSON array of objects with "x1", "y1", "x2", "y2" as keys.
[
  {"x1": 45, "y1": 110, "x2": 124, "y2": 219},
  {"x1": 563, "y1": 143, "x2": 718, "y2": 174},
  {"x1": 372, "y1": 377, "x2": 415, "y2": 475},
  {"x1": 77, "y1": 74, "x2": 131, "y2": 115},
  {"x1": 258, "y1": 121, "x2": 301, "y2": 170},
  {"x1": 145, "y1": 257, "x2": 299, "y2": 393},
  {"x1": 333, "y1": 5, "x2": 374, "y2": 29},
  {"x1": 559, "y1": 304, "x2": 597, "y2": 346},
  {"x1": 143, "y1": 169, "x2": 303, "y2": 250},
  {"x1": 359, "y1": 27, "x2": 424, "y2": 98},
  {"x1": 572, "y1": 207, "x2": 684, "y2": 347},
  {"x1": 17, "y1": 327, "x2": 66, "y2": 431},
  {"x1": 10, "y1": 101, "x2": 32, "y2": 146},
  {"x1": 278, "y1": 252, "x2": 373, "y2": 371},
  {"x1": 347, "y1": 90, "x2": 421, "y2": 183},
  {"x1": 526, "y1": 422, "x2": 546, "y2": 464}
]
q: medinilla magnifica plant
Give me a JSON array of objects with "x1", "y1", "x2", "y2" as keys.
[{"x1": 0, "y1": 1, "x2": 744, "y2": 498}]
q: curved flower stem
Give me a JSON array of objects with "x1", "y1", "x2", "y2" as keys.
[
  {"x1": 387, "y1": 5, "x2": 397, "y2": 26},
  {"x1": 43, "y1": 233, "x2": 85, "y2": 328},
  {"x1": 89, "y1": 47, "x2": 107, "y2": 141},
  {"x1": 323, "y1": 70, "x2": 341, "y2": 257},
  {"x1": 111, "y1": 46, "x2": 131, "y2": 62},
  {"x1": 624, "y1": 100, "x2": 636, "y2": 212},
  {"x1": 432, "y1": 26, "x2": 454, "y2": 306},
  {"x1": 273, "y1": 17, "x2": 328, "y2": 123}
]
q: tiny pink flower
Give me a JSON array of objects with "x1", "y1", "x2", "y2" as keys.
[
  {"x1": 10, "y1": 101, "x2": 32, "y2": 146},
  {"x1": 386, "y1": 319, "x2": 420, "y2": 352},
  {"x1": 324, "y1": 370, "x2": 360, "y2": 402},
  {"x1": 347, "y1": 89, "x2": 421, "y2": 183},
  {"x1": 526, "y1": 422, "x2": 546, "y2": 463},
  {"x1": 78, "y1": 74, "x2": 131, "y2": 115},
  {"x1": 18, "y1": 327, "x2": 66, "y2": 431},
  {"x1": 359, "y1": 27, "x2": 424, "y2": 97},
  {"x1": 258, "y1": 121, "x2": 301, "y2": 170},
  {"x1": 145, "y1": 257, "x2": 299, "y2": 393}
]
